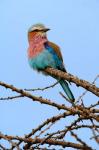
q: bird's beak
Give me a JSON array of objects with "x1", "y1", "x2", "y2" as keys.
[{"x1": 43, "y1": 28, "x2": 50, "y2": 32}]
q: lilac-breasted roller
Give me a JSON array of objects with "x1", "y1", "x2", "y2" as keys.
[{"x1": 27, "y1": 23, "x2": 75, "y2": 103}]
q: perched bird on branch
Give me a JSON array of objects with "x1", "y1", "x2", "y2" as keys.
[{"x1": 27, "y1": 23, "x2": 75, "y2": 103}]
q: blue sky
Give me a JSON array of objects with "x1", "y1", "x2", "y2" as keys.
[{"x1": 0, "y1": 0, "x2": 99, "y2": 149}]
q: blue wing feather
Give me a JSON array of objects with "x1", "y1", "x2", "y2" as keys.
[{"x1": 44, "y1": 43, "x2": 65, "y2": 71}]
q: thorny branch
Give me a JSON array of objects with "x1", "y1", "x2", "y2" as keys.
[
  {"x1": 0, "y1": 68, "x2": 99, "y2": 149},
  {"x1": 44, "y1": 68, "x2": 99, "y2": 96},
  {"x1": 0, "y1": 132, "x2": 93, "y2": 150}
]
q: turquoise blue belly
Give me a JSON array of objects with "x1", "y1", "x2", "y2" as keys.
[{"x1": 28, "y1": 49, "x2": 56, "y2": 70}]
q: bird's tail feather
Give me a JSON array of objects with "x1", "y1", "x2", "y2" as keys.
[{"x1": 59, "y1": 79, "x2": 75, "y2": 103}]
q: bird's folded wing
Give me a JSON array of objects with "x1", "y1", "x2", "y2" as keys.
[{"x1": 48, "y1": 41, "x2": 63, "y2": 62}]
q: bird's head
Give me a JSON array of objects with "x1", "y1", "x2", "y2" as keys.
[{"x1": 28, "y1": 23, "x2": 50, "y2": 40}]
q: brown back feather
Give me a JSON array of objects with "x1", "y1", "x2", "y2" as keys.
[{"x1": 48, "y1": 41, "x2": 63, "y2": 61}]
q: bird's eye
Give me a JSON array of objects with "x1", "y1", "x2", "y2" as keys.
[
  {"x1": 34, "y1": 29, "x2": 39, "y2": 32},
  {"x1": 33, "y1": 29, "x2": 44, "y2": 32}
]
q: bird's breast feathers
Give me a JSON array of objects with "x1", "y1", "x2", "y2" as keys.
[
  {"x1": 28, "y1": 42, "x2": 45, "y2": 59},
  {"x1": 28, "y1": 33, "x2": 47, "y2": 58}
]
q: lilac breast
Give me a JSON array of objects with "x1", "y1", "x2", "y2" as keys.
[{"x1": 28, "y1": 34, "x2": 47, "y2": 59}]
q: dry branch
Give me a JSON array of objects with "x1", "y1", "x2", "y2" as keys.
[
  {"x1": 0, "y1": 68, "x2": 99, "y2": 149},
  {"x1": 45, "y1": 68, "x2": 99, "y2": 96},
  {"x1": 0, "y1": 132, "x2": 93, "y2": 150}
]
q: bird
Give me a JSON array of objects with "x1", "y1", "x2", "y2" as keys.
[{"x1": 27, "y1": 23, "x2": 75, "y2": 103}]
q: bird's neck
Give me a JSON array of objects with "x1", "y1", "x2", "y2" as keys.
[{"x1": 28, "y1": 32, "x2": 48, "y2": 58}]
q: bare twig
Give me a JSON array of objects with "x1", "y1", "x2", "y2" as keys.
[
  {"x1": 25, "y1": 81, "x2": 58, "y2": 91},
  {"x1": 77, "y1": 74, "x2": 99, "y2": 102},
  {"x1": 70, "y1": 131, "x2": 92, "y2": 150},
  {"x1": 0, "y1": 95, "x2": 23, "y2": 100}
]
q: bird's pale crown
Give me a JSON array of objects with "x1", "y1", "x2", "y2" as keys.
[{"x1": 28, "y1": 23, "x2": 50, "y2": 33}]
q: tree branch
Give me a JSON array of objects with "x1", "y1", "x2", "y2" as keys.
[
  {"x1": 44, "y1": 68, "x2": 99, "y2": 96},
  {"x1": 0, "y1": 132, "x2": 92, "y2": 150},
  {"x1": 0, "y1": 69, "x2": 99, "y2": 149}
]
